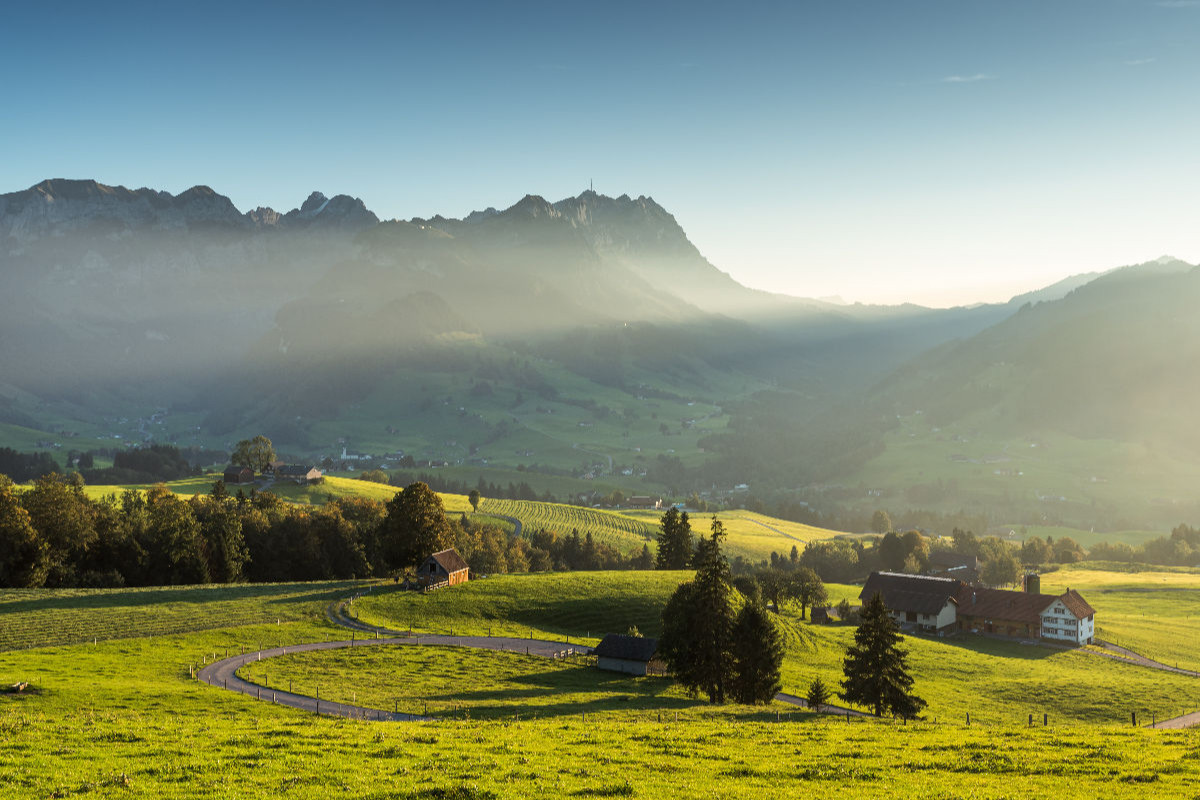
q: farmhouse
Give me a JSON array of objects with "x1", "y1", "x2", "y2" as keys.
[
  {"x1": 626, "y1": 496, "x2": 662, "y2": 510},
  {"x1": 276, "y1": 465, "x2": 323, "y2": 484},
  {"x1": 861, "y1": 571, "x2": 1097, "y2": 644},
  {"x1": 860, "y1": 571, "x2": 960, "y2": 634},
  {"x1": 417, "y1": 548, "x2": 469, "y2": 588},
  {"x1": 592, "y1": 634, "x2": 660, "y2": 676},
  {"x1": 223, "y1": 465, "x2": 255, "y2": 484}
]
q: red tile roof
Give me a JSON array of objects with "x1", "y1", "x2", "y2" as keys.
[{"x1": 1058, "y1": 589, "x2": 1096, "y2": 619}]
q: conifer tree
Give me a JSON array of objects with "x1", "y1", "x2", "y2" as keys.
[
  {"x1": 840, "y1": 592, "x2": 927, "y2": 718},
  {"x1": 806, "y1": 677, "x2": 831, "y2": 711},
  {"x1": 730, "y1": 599, "x2": 784, "y2": 704},
  {"x1": 660, "y1": 516, "x2": 735, "y2": 702},
  {"x1": 655, "y1": 506, "x2": 693, "y2": 570}
]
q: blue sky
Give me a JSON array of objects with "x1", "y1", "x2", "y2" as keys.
[{"x1": 3, "y1": 0, "x2": 1198, "y2": 305}]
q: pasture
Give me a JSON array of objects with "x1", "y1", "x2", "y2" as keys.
[
  {"x1": 4, "y1": 568, "x2": 1200, "y2": 797},
  {"x1": 1041, "y1": 562, "x2": 1200, "y2": 672}
]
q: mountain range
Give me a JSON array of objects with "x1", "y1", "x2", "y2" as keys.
[{"x1": 2, "y1": 178, "x2": 1197, "y2": 530}]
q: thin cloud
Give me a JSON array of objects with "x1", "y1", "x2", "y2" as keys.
[{"x1": 941, "y1": 73, "x2": 994, "y2": 83}]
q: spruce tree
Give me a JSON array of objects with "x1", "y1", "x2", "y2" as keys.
[
  {"x1": 655, "y1": 507, "x2": 693, "y2": 570},
  {"x1": 659, "y1": 516, "x2": 735, "y2": 703},
  {"x1": 731, "y1": 600, "x2": 784, "y2": 704},
  {"x1": 840, "y1": 592, "x2": 927, "y2": 718},
  {"x1": 806, "y1": 677, "x2": 831, "y2": 711}
]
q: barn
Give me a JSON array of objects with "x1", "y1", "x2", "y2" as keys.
[
  {"x1": 417, "y1": 548, "x2": 469, "y2": 589},
  {"x1": 223, "y1": 465, "x2": 255, "y2": 484},
  {"x1": 592, "y1": 634, "x2": 660, "y2": 676}
]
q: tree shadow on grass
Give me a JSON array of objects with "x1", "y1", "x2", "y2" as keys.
[{"x1": 918, "y1": 632, "x2": 1062, "y2": 661}]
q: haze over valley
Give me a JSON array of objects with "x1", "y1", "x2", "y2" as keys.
[{"x1": 3, "y1": 176, "x2": 1196, "y2": 532}]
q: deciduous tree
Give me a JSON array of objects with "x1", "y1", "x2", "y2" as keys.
[
  {"x1": 380, "y1": 482, "x2": 454, "y2": 571},
  {"x1": 231, "y1": 435, "x2": 276, "y2": 473}
]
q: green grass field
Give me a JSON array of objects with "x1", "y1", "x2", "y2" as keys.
[
  {"x1": 1041, "y1": 562, "x2": 1200, "y2": 672},
  {"x1": 357, "y1": 572, "x2": 1200, "y2": 727},
  {"x1": 5, "y1": 569, "x2": 1200, "y2": 797}
]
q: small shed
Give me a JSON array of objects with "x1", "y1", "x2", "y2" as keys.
[
  {"x1": 276, "y1": 465, "x2": 323, "y2": 484},
  {"x1": 593, "y1": 634, "x2": 660, "y2": 676},
  {"x1": 223, "y1": 465, "x2": 255, "y2": 484},
  {"x1": 417, "y1": 548, "x2": 469, "y2": 588},
  {"x1": 811, "y1": 606, "x2": 837, "y2": 625}
]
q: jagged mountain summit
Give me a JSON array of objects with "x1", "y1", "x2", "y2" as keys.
[{"x1": 0, "y1": 179, "x2": 378, "y2": 245}]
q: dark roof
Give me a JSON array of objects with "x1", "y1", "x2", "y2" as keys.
[
  {"x1": 593, "y1": 634, "x2": 659, "y2": 662},
  {"x1": 1058, "y1": 589, "x2": 1096, "y2": 619},
  {"x1": 955, "y1": 585, "x2": 1057, "y2": 624},
  {"x1": 429, "y1": 548, "x2": 469, "y2": 574},
  {"x1": 277, "y1": 464, "x2": 318, "y2": 477},
  {"x1": 860, "y1": 572, "x2": 961, "y2": 616},
  {"x1": 224, "y1": 465, "x2": 253, "y2": 474}
]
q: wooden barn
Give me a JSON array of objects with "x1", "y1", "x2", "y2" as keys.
[
  {"x1": 223, "y1": 465, "x2": 255, "y2": 484},
  {"x1": 592, "y1": 634, "x2": 661, "y2": 676},
  {"x1": 418, "y1": 548, "x2": 469, "y2": 589}
]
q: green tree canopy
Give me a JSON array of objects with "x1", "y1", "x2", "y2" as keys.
[
  {"x1": 840, "y1": 592, "x2": 926, "y2": 718},
  {"x1": 381, "y1": 482, "x2": 454, "y2": 571},
  {"x1": 231, "y1": 435, "x2": 275, "y2": 473},
  {"x1": 0, "y1": 475, "x2": 49, "y2": 587},
  {"x1": 870, "y1": 510, "x2": 892, "y2": 534}
]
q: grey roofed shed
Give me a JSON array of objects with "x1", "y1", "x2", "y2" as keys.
[{"x1": 593, "y1": 634, "x2": 659, "y2": 676}]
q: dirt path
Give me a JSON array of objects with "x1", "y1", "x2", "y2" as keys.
[
  {"x1": 1089, "y1": 641, "x2": 1200, "y2": 678},
  {"x1": 732, "y1": 515, "x2": 806, "y2": 543}
]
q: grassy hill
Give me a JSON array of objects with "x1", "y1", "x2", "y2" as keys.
[{"x1": 4, "y1": 569, "x2": 1200, "y2": 796}]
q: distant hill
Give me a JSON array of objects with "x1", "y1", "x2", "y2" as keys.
[{"x1": 824, "y1": 258, "x2": 1200, "y2": 528}]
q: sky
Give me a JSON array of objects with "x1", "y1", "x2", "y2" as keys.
[{"x1": 2, "y1": 0, "x2": 1198, "y2": 306}]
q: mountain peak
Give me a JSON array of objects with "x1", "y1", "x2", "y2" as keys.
[
  {"x1": 502, "y1": 194, "x2": 558, "y2": 219},
  {"x1": 299, "y1": 191, "x2": 329, "y2": 214}
]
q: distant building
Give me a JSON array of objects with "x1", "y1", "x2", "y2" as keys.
[
  {"x1": 417, "y1": 548, "x2": 469, "y2": 589},
  {"x1": 626, "y1": 496, "x2": 662, "y2": 510},
  {"x1": 276, "y1": 465, "x2": 323, "y2": 484},
  {"x1": 860, "y1": 571, "x2": 1096, "y2": 644},
  {"x1": 223, "y1": 465, "x2": 255, "y2": 484},
  {"x1": 593, "y1": 634, "x2": 661, "y2": 676}
]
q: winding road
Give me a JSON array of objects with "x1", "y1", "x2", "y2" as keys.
[{"x1": 195, "y1": 587, "x2": 870, "y2": 722}]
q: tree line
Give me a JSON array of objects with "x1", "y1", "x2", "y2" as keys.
[{"x1": 0, "y1": 474, "x2": 650, "y2": 589}]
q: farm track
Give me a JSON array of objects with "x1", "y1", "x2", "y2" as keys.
[
  {"x1": 729, "y1": 515, "x2": 805, "y2": 543},
  {"x1": 199, "y1": 588, "x2": 871, "y2": 721}
]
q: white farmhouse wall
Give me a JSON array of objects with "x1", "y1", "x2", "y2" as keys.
[{"x1": 1040, "y1": 599, "x2": 1094, "y2": 645}]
